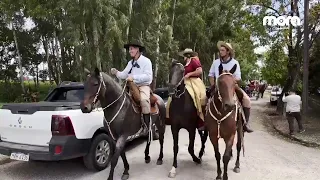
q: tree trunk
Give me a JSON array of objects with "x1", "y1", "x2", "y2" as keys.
[
  {"x1": 60, "y1": 38, "x2": 68, "y2": 81},
  {"x1": 74, "y1": 45, "x2": 82, "y2": 81},
  {"x1": 12, "y1": 27, "x2": 25, "y2": 94},
  {"x1": 42, "y1": 36, "x2": 54, "y2": 86},
  {"x1": 171, "y1": 0, "x2": 177, "y2": 28},
  {"x1": 92, "y1": 15, "x2": 101, "y2": 70},
  {"x1": 151, "y1": 0, "x2": 163, "y2": 91},
  {"x1": 121, "y1": 0, "x2": 134, "y2": 67},
  {"x1": 53, "y1": 30, "x2": 61, "y2": 84}
]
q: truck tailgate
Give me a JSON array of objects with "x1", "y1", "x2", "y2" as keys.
[
  {"x1": 0, "y1": 109, "x2": 53, "y2": 146},
  {"x1": 0, "y1": 102, "x2": 80, "y2": 147}
]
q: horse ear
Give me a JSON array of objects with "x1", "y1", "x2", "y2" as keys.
[
  {"x1": 230, "y1": 64, "x2": 237, "y2": 74},
  {"x1": 218, "y1": 63, "x2": 223, "y2": 75},
  {"x1": 84, "y1": 68, "x2": 90, "y2": 75},
  {"x1": 171, "y1": 59, "x2": 179, "y2": 66},
  {"x1": 94, "y1": 67, "x2": 100, "y2": 76}
]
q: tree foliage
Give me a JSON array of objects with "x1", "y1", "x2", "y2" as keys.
[{"x1": 0, "y1": 0, "x2": 280, "y2": 102}]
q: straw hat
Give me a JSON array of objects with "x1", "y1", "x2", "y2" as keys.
[
  {"x1": 217, "y1": 41, "x2": 234, "y2": 58},
  {"x1": 178, "y1": 48, "x2": 198, "y2": 57}
]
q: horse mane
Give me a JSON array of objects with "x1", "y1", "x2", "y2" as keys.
[{"x1": 100, "y1": 72, "x2": 122, "y2": 92}]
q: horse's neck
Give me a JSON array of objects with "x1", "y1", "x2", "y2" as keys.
[
  {"x1": 172, "y1": 83, "x2": 186, "y2": 100},
  {"x1": 100, "y1": 73, "x2": 125, "y2": 107}
]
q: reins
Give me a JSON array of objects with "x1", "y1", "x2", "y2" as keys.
[
  {"x1": 90, "y1": 73, "x2": 128, "y2": 140},
  {"x1": 170, "y1": 63, "x2": 186, "y2": 98}
]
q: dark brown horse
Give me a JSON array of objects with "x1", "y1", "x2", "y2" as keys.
[
  {"x1": 205, "y1": 66, "x2": 244, "y2": 180},
  {"x1": 258, "y1": 82, "x2": 267, "y2": 98},
  {"x1": 80, "y1": 68, "x2": 166, "y2": 180},
  {"x1": 167, "y1": 60, "x2": 208, "y2": 178}
]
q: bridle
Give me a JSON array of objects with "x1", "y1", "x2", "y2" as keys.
[
  {"x1": 89, "y1": 73, "x2": 127, "y2": 110},
  {"x1": 208, "y1": 72, "x2": 238, "y2": 138},
  {"x1": 169, "y1": 63, "x2": 186, "y2": 98},
  {"x1": 87, "y1": 72, "x2": 128, "y2": 140}
]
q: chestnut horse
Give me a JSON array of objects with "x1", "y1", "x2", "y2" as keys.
[{"x1": 205, "y1": 65, "x2": 244, "y2": 180}]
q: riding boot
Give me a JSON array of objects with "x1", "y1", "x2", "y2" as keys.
[
  {"x1": 143, "y1": 114, "x2": 159, "y2": 140},
  {"x1": 243, "y1": 107, "x2": 254, "y2": 133},
  {"x1": 142, "y1": 114, "x2": 150, "y2": 134},
  {"x1": 198, "y1": 105, "x2": 207, "y2": 131}
]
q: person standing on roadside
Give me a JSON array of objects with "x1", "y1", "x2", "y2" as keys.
[{"x1": 282, "y1": 90, "x2": 305, "y2": 136}]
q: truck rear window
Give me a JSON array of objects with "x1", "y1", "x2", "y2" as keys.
[{"x1": 47, "y1": 88, "x2": 84, "y2": 102}]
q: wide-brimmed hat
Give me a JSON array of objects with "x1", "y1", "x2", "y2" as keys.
[
  {"x1": 178, "y1": 48, "x2": 198, "y2": 57},
  {"x1": 124, "y1": 40, "x2": 145, "y2": 52},
  {"x1": 217, "y1": 41, "x2": 234, "y2": 58}
]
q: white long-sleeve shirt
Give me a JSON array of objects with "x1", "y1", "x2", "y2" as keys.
[
  {"x1": 208, "y1": 58, "x2": 241, "y2": 80},
  {"x1": 116, "y1": 55, "x2": 153, "y2": 86},
  {"x1": 282, "y1": 94, "x2": 301, "y2": 112}
]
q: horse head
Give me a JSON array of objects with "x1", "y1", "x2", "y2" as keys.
[
  {"x1": 80, "y1": 67, "x2": 106, "y2": 113},
  {"x1": 168, "y1": 59, "x2": 185, "y2": 96},
  {"x1": 216, "y1": 64, "x2": 237, "y2": 112}
]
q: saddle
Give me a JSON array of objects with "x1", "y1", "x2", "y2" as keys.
[{"x1": 126, "y1": 81, "x2": 159, "y2": 114}]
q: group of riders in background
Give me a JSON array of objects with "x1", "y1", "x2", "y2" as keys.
[{"x1": 244, "y1": 80, "x2": 267, "y2": 99}]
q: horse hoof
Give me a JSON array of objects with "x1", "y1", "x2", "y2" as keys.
[
  {"x1": 156, "y1": 159, "x2": 163, "y2": 165},
  {"x1": 121, "y1": 174, "x2": 129, "y2": 180},
  {"x1": 145, "y1": 157, "x2": 151, "y2": 164},
  {"x1": 168, "y1": 172, "x2": 176, "y2": 178},
  {"x1": 233, "y1": 167, "x2": 240, "y2": 173},
  {"x1": 193, "y1": 157, "x2": 202, "y2": 164},
  {"x1": 216, "y1": 177, "x2": 222, "y2": 180}
]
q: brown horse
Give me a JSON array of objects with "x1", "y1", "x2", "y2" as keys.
[
  {"x1": 205, "y1": 66, "x2": 244, "y2": 180},
  {"x1": 258, "y1": 82, "x2": 267, "y2": 98}
]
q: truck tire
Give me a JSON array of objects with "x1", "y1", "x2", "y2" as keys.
[{"x1": 83, "y1": 133, "x2": 114, "y2": 171}]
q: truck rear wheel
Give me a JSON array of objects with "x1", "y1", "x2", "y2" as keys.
[{"x1": 83, "y1": 134, "x2": 114, "y2": 171}]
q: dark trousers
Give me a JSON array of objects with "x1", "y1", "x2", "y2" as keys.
[{"x1": 286, "y1": 112, "x2": 303, "y2": 133}]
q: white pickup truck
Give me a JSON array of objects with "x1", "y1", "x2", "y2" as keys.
[{"x1": 0, "y1": 82, "x2": 148, "y2": 171}]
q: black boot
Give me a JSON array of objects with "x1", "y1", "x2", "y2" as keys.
[
  {"x1": 243, "y1": 107, "x2": 253, "y2": 133},
  {"x1": 143, "y1": 114, "x2": 159, "y2": 140}
]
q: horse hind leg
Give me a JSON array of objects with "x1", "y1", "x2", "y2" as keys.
[
  {"x1": 198, "y1": 129, "x2": 208, "y2": 160},
  {"x1": 156, "y1": 117, "x2": 165, "y2": 165},
  {"x1": 188, "y1": 128, "x2": 201, "y2": 164}
]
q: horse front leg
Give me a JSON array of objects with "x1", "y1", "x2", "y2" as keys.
[
  {"x1": 108, "y1": 135, "x2": 128, "y2": 180},
  {"x1": 187, "y1": 128, "x2": 201, "y2": 164},
  {"x1": 168, "y1": 125, "x2": 179, "y2": 178},
  {"x1": 121, "y1": 152, "x2": 130, "y2": 180},
  {"x1": 222, "y1": 135, "x2": 235, "y2": 180},
  {"x1": 198, "y1": 129, "x2": 208, "y2": 160},
  {"x1": 234, "y1": 119, "x2": 244, "y2": 173},
  {"x1": 209, "y1": 133, "x2": 222, "y2": 180},
  {"x1": 144, "y1": 139, "x2": 151, "y2": 163}
]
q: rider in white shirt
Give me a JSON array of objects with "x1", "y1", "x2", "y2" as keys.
[
  {"x1": 110, "y1": 41, "x2": 153, "y2": 135},
  {"x1": 208, "y1": 41, "x2": 253, "y2": 133}
]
